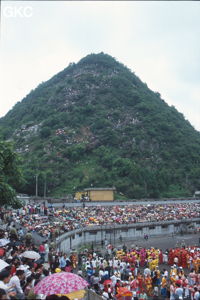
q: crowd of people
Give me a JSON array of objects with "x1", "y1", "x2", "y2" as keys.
[
  {"x1": 1, "y1": 202, "x2": 199, "y2": 240},
  {"x1": 0, "y1": 202, "x2": 199, "y2": 299},
  {"x1": 80, "y1": 244, "x2": 200, "y2": 300}
]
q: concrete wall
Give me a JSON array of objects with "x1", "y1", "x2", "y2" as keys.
[{"x1": 56, "y1": 218, "x2": 200, "y2": 253}]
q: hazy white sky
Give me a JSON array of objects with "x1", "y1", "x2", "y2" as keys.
[{"x1": 1, "y1": 1, "x2": 200, "y2": 131}]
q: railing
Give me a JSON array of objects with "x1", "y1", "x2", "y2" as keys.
[
  {"x1": 56, "y1": 217, "x2": 200, "y2": 244},
  {"x1": 29, "y1": 197, "x2": 200, "y2": 203}
]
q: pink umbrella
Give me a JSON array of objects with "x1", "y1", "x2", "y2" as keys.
[{"x1": 34, "y1": 272, "x2": 88, "y2": 296}]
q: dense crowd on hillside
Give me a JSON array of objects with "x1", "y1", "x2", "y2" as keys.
[{"x1": 2, "y1": 202, "x2": 199, "y2": 240}]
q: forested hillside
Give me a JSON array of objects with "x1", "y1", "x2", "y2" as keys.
[{"x1": 1, "y1": 53, "x2": 200, "y2": 198}]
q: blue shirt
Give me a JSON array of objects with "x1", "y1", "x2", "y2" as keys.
[{"x1": 59, "y1": 257, "x2": 66, "y2": 268}]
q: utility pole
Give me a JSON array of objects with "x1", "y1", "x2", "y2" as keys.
[
  {"x1": 144, "y1": 180, "x2": 147, "y2": 197},
  {"x1": 114, "y1": 224, "x2": 115, "y2": 246},
  {"x1": 44, "y1": 174, "x2": 47, "y2": 198},
  {"x1": 35, "y1": 174, "x2": 38, "y2": 197}
]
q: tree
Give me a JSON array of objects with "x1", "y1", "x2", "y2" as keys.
[
  {"x1": 40, "y1": 127, "x2": 51, "y2": 138},
  {"x1": 0, "y1": 141, "x2": 23, "y2": 206}
]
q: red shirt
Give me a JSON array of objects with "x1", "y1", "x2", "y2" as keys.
[
  {"x1": 0, "y1": 248, "x2": 5, "y2": 257},
  {"x1": 10, "y1": 265, "x2": 16, "y2": 276},
  {"x1": 39, "y1": 245, "x2": 45, "y2": 253}
]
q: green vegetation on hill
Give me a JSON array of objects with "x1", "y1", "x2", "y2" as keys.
[
  {"x1": 0, "y1": 52, "x2": 200, "y2": 199},
  {"x1": 0, "y1": 141, "x2": 23, "y2": 206}
]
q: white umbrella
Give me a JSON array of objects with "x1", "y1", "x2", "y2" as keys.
[
  {"x1": 0, "y1": 259, "x2": 9, "y2": 271},
  {"x1": 0, "y1": 238, "x2": 10, "y2": 247},
  {"x1": 17, "y1": 265, "x2": 29, "y2": 271},
  {"x1": 21, "y1": 251, "x2": 40, "y2": 260}
]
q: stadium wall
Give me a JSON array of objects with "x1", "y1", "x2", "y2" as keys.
[{"x1": 56, "y1": 218, "x2": 200, "y2": 253}]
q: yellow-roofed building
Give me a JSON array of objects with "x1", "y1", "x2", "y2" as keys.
[{"x1": 84, "y1": 187, "x2": 116, "y2": 201}]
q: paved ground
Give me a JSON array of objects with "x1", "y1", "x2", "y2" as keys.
[
  {"x1": 31, "y1": 229, "x2": 199, "y2": 252},
  {"x1": 112, "y1": 232, "x2": 200, "y2": 251},
  {"x1": 90, "y1": 232, "x2": 200, "y2": 279},
  {"x1": 90, "y1": 232, "x2": 200, "y2": 258}
]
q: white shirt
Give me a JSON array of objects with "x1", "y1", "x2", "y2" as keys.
[
  {"x1": 110, "y1": 274, "x2": 117, "y2": 286},
  {"x1": 113, "y1": 259, "x2": 118, "y2": 268},
  {"x1": 144, "y1": 268, "x2": 151, "y2": 276},
  {"x1": 163, "y1": 254, "x2": 168, "y2": 262},
  {"x1": 0, "y1": 280, "x2": 9, "y2": 292},
  {"x1": 91, "y1": 259, "x2": 97, "y2": 268},
  {"x1": 44, "y1": 243, "x2": 49, "y2": 252},
  {"x1": 194, "y1": 291, "x2": 200, "y2": 300},
  {"x1": 99, "y1": 270, "x2": 104, "y2": 278},
  {"x1": 102, "y1": 291, "x2": 109, "y2": 299},
  {"x1": 164, "y1": 270, "x2": 169, "y2": 277},
  {"x1": 174, "y1": 257, "x2": 178, "y2": 263},
  {"x1": 9, "y1": 275, "x2": 23, "y2": 295}
]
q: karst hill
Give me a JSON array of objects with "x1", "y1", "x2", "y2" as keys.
[{"x1": 0, "y1": 53, "x2": 200, "y2": 198}]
